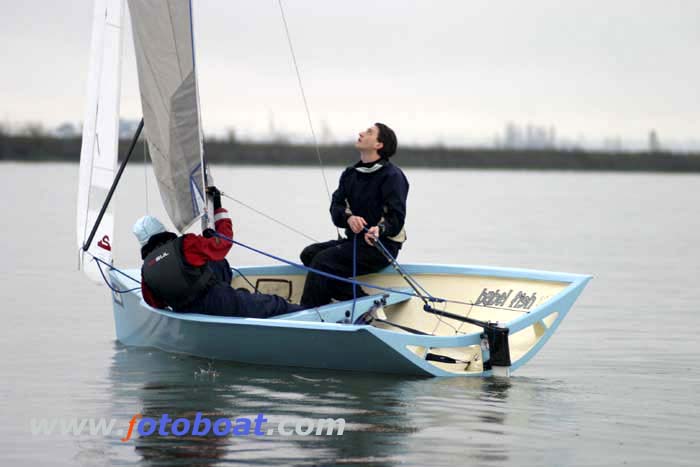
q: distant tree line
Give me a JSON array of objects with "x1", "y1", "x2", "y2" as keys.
[{"x1": 2, "y1": 131, "x2": 700, "y2": 172}]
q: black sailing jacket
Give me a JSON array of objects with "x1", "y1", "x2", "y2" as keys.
[{"x1": 329, "y1": 159, "x2": 409, "y2": 247}]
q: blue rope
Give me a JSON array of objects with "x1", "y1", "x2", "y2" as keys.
[
  {"x1": 230, "y1": 266, "x2": 258, "y2": 292},
  {"x1": 90, "y1": 255, "x2": 141, "y2": 285},
  {"x1": 350, "y1": 233, "x2": 358, "y2": 322},
  {"x1": 91, "y1": 256, "x2": 141, "y2": 294},
  {"x1": 84, "y1": 232, "x2": 524, "y2": 313},
  {"x1": 212, "y1": 231, "x2": 429, "y2": 300}
]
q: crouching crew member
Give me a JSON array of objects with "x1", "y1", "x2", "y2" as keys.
[
  {"x1": 299, "y1": 122, "x2": 409, "y2": 307},
  {"x1": 134, "y1": 186, "x2": 304, "y2": 318}
]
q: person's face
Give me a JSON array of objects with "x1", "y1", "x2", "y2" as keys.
[{"x1": 355, "y1": 125, "x2": 383, "y2": 153}]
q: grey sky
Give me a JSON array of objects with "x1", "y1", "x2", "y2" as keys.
[{"x1": 2, "y1": 0, "x2": 698, "y2": 148}]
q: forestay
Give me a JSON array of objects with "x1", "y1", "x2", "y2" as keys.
[
  {"x1": 77, "y1": 0, "x2": 124, "y2": 282},
  {"x1": 127, "y1": 0, "x2": 208, "y2": 232}
]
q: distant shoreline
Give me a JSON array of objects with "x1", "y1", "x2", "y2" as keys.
[{"x1": 2, "y1": 135, "x2": 700, "y2": 172}]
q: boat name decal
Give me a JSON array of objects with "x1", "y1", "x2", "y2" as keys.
[{"x1": 475, "y1": 288, "x2": 537, "y2": 309}]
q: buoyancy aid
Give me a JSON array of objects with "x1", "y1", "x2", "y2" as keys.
[{"x1": 141, "y1": 237, "x2": 216, "y2": 309}]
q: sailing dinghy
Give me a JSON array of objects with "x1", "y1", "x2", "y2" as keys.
[{"x1": 77, "y1": 0, "x2": 591, "y2": 377}]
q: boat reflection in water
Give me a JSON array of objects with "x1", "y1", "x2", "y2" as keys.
[{"x1": 108, "y1": 343, "x2": 518, "y2": 466}]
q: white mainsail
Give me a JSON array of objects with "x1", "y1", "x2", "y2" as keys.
[
  {"x1": 77, "y1": 0, "x2": 125, "y2": 282},
  {"x1": 127, "y1": 0, "x2": 208, "y2": 232}
]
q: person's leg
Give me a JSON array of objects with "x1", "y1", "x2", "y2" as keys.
[
  {"x1": 299, "y1": 237, "x2": 402, "y2": 307},
  {"x1": 185, "y1": 284, "x2": 302, "y2": 318},
  {"x1": 300, "y1": 236, "x2": 393, "y2": 306},
  {"x1": 234, "y1": 289, "x2": 304, "y2": 318},
  {"x1": 300, "y1": 239, "x2": 343, "y2": 266},
  {"x1": 299, "y1": 239, "x2": 357, "y2": 307},
  {"x1": 190, "y1": 283, "x2": 241, "y2": 316},
  {"x1": 328, "y1": 239, "x2": 394, "y2": 301}
]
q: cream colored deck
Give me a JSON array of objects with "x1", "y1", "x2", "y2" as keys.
[{"x1": 232, "y1": 271, "x2": 569, "y2": 374}]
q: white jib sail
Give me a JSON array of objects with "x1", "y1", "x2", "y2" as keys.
[
  {"x1": 127, "y1": 0, "x2": 208, "y2": 233},
  {"x1": 77, "y1": 0, "x2": 125, "y2": 283}
]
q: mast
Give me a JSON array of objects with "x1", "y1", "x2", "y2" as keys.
[
  {"x1": 187, "y1": 0, "x2": 215, "y2": 230},
  {"x1": 82, "y1": 119, "x2": 144, "y2": 252}
]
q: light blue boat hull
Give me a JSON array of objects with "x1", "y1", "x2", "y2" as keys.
[{"x1": 108, "y1": 264, "x2": 591, "y2": 377}]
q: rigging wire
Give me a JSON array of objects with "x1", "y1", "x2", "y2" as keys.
[
  {"x1": 86, "y1": 229, "x2": 526, "y2": 325},
  {"x1": 365, "y1": 231, "x2": 525, "y2": 334},
  {"x1": 95, "y1": 259, "x2": 141, "y2": 294},
  {"x1": 83, "y1": 252, "x2": 141, "y2": 293},
  {"x1": 213, "y1": 231, "x2": 415, "y2": 297},
  {"x1": 276, "y1": 0, "x2": 341, "y2": 238},
  {"x1": 350, "y1": 233, "x2": 358, "y2": 322},
  {"x1": 221, "y1": 192, "x2": 319, "y2": 243},
  {"x1": 211, "y1": 231, "x2": 530, "y2": 314},
  {"x1": 455, "y1": 301, "x2": 476, "y2": 334},
  {"x1": 366, "y1": 228, "x2": 463, "y2": 332},
  {"x1": 88, "y1": 254, "x2": 141, "y2": 285},
  {"x1": 143, "y1": 137, "x2": 150, "y2": 214},
  {"x1": 364, "y1": 227, "x2": 436, "y2": 301}
]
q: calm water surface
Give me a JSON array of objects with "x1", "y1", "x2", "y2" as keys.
[{"x1": 1, "y1": 162, "x2": 698, "y2": 466}]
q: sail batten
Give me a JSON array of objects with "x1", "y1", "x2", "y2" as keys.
[{"x1": 127, "y1": 0, "x2": 206, "y2": 232}]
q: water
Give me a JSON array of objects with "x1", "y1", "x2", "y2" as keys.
[{"x1": 1, "y1": 162, "x2": 698, "y2": 466}]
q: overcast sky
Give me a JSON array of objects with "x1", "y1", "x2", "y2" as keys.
[{"x1": 2, "y1": 0, "x2": 698, "y2": 148}]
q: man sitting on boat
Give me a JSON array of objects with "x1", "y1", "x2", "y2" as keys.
[
  {"x1": 133, "y1": 186, "x2": 304, "y2": 318},
  {"x1": 299, "y1": 123, "x2": 409, "y2": 307}
]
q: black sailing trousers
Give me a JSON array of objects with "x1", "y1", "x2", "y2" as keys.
[
  {"x1": 299, "y1": 236, "x2": 399, "y2": 308},
  {"x1": 178, "y1": 259, "x2": 304, "y2": 318}
]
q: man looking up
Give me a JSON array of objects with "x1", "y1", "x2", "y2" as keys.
[{"x1": 299, "y1": 123, "x2": 409, "y2": 307}]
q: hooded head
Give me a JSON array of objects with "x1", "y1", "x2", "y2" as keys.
[
  {"x1": 132, "y1": 215, "x2": 167, "y2": 247},
  {"x1": 133, "y1": 216, "x2": 177, "y2": 260}
]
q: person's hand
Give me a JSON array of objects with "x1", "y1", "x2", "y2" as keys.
[
  {"x1": 206, "y1": 186, "x2": 222, "y2": 209},
  {"x1": 202, "y1": 228, "x2": 215, "y2": 238},
  {"x1": 364, "y1": 226, "x2": 379, "y2": 245},
  {"x1": 347, "y1": 215, "x2": 367, "y2": 234}
]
